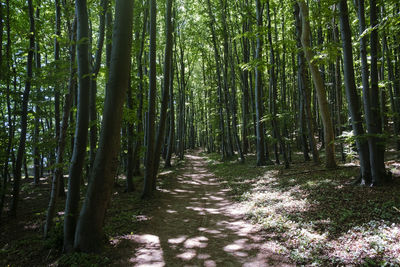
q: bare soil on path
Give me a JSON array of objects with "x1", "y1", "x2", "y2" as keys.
[{"x1": 113, "y1": 151, "x2": 293, "y2": 266}]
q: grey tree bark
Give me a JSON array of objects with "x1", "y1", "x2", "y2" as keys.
[
  {"x1": 74, "y1": 0, "x2": 134, "y2": 252},
  {"x1": 63, "y1": 0, "x2": 91, "y2": 252},
  {"x1": 152, "y1": 0, "x2": 174, "y2": 181},
  {"x1": 339, "y1": 0, "x2": 371, "y2": 184},
  {"x1": 298, "y1": 0, "x2": 336, "y2": 168}
]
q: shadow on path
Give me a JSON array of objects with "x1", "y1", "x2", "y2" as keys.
[{"x1": 111, "y1": 151, "x2": 293, "y2": 266}]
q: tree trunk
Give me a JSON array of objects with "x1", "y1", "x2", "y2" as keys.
[
  {"x1": 206, "y1": 0, "x2": 227, "y2": 160},
  {"x1": 63, "y1": 0, "x2": 91, "y2": 252},
  {"x1": 54, "y1": 0, "x2": 61, "y2": 169},
  {"x1": 89, "y1": 0, "x2": 108, "y2": 172},
  {"x1": 152, "y1": 0, "x2": 174, "y2": 184},
  {"x1": 142, "y1": 0, "x2": 157, "y2": 198},
  {"x1": 384, "y1": 34, "x2": 400, "y2": 149},
  {"x1": 298, "y1": 0, "x2": 336, "y2": 168},
  {"x1": 44, "y1": 18, "x2": 76, "y2": 237},
  {"x1": 255, "y1": 0, "x2": 266, "y2": 166},
  {"x1": 132, "y1": 6, "x2": 147, "y2": 177},
  {"x1": 0, "y1": 0, "x2": 12, "y2": 221},
  {"x1": 339, "y1": 0, "x2": 371, "y2": 184},
  {"x1": 267, "y1": 1, "x2": 288, "y2": 168},
  {"x1": 74, "y1": 0, "x2": 134, "y2": 252},
  {"x1": 229, "y1": 40, "x2": 245, "y2": 163},
  {"x1": 125, "y1": 61, "x2": 135, "y2": 193},
  {"x1": 357, "y1": 0, "x2": 387, "y2": 185},
  {"x1": 33, "y1": 7, "x2": 41, "y2": 186},
  {"x1": 9, "y1": 0, "x2": 35, "y2": 217},
  {"x1": 165, "y1": 53, "x2": 175, "y2": 168}
]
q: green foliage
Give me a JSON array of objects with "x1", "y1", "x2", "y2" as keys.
[
  {"x1": 57, "y1": 253, "x2": 110, "y2": 267},
  {"x1": 44, "y1": 221, "x2": 64, "y2": 251}
]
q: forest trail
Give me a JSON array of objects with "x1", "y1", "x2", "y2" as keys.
[{"x1": 113, "y1": 151, "x2": 293, "y2": 266}]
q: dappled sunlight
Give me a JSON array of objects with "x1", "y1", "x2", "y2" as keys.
[
  {"x1": 327, "y1": 221, "x2": 400, "y2": 265},
  {"x1": 206, "y1": 152, "x2": 400, "y2": 265},
  {"x1": 113, "y1": 151, "x2": 293, "y2": 266},
  {"x1": 107, "y1": 151, "x2": 400, "y2": 266},
  {"x1": 124, "y1": 234, "x2": 165, "y2": 266}
]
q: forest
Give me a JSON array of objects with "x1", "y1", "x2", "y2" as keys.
[{"x1": 1, "y1": 0, "x2": 400, "y2": 265}]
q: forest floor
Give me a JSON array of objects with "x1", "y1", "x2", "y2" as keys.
[
  {"x1": 1, "y1": 149, "x2": 400, "y2": 266},
  {"x1": 109, "y1": 151, "x2": 293, "y2": 266}
]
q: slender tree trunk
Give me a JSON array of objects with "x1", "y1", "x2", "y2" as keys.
[
  {"x1": 241, "y1": 24, "x2": 250, "y2": 154},
  {"x1": 132, "y1": 6, "x2": 147, "y2": 176},
  {"x1": 33, "y1": 7, "x2": 41, "y2": 186},
  {"x1": 74, "y1": 0, "x2": 134, "y2": 252},
  {"x1": 125, "y1": 60, "x2": 135, "y2": 193},
  {"x1": 63, "y1": 0, "x2": 91, "y2": 252},
  {"x1": 370, "y1": 0, "x2": 386, "y2": 183},
  {"x1": 298, "y1": 0, "x2": 336, "y2": 168},
  {"x1": 206, "y1": 0, "x2": 227, "y2": 160},
  {"x1": 332, "y1": 14, "x2": 346, "y2": 163},
  {"x1": 142, "y1": 0, "x2": 157, "y2": 198},
  {"x1": 339, "y1": 0, "x2": 371, "y2": 184},
  {"x1": 54, "y1": 0, "x2": 61, "y2": 170},
  {"x1": 384, "y1": 35, "x2": 400, "y2": 149},
  {"x1": 219, "y1": 0, "x2": 234, "y2": 158},
  {"x1": 255, "y1": 0, "x2": 266, "y2": 166},
  {"x1": 152, "y1": 0, "x2": 174, "y2": 185},
  {"x1": 267, "y1": 1, "x2": 288, "y2": 168},
  {"x1": 295, "y1": 2, "x2": 319, "y2": 164},
  {"x1": 89, "y1": 0, "x2": 108, "y2": 172},
  {"x1": 229, "y1": 40, "x2": 245, "y2": 163},
  {"x1": 0, "y1": 0, "x2": 12, "y2": 221},
  {"x1": 357, "y1": 0, "x2": 387, "y2": 184},
  {"x1": 9, "y1": 0, "x2": 35, "y2": 217},
  {"x1": 44, "y1": 18, "x2": 76, "y2": 237},
  {"x1": 165, "y1": 53, "x2": 175, "y2": 168}
]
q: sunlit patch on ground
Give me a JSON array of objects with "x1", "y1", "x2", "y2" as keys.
[
  {"x1": 205, "y1": 151, "x2": 400, "y2": 265},
  {"x1": 109, "y1": 151, "x2": 293, "y2": 266}
]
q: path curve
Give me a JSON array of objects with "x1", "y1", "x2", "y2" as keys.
[{"x1": 114, "y1": 151, "x2": 293, "y2": 266}]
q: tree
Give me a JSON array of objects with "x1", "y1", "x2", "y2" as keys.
[
  {"x1": 255, "y1": 0, "x2": 266, "y2": 166},
  {"x1": 298, "y1": 0, "x2": 336, "y2": 168},
  {"x1": 44, "y1": 17, "x2": 77, "y2": 237},
  {"x1": 64, "y1": 0, "x2": 91, "y2": 252},
  {"x1": 152, "y1": 0, "x2": 174, "y2": 182},
  {"x1": 338, "y1": 0, "x2": 371, "y2": 184},
  {"x1": 9, "y1": 0, "x2": 35, "y2": 217},
  {"x1": 356, "y1": 0, "x2": 388, "y2": 185},
  {"x1": 142, "y1": 0, "x2": 158, "y2": 198},
  {"x1": 74, "y1": 0, "x2": 134, "y2": 252}
]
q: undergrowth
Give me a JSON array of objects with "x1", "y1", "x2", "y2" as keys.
[{"x1": 203, "y1": 151, "x2": 400, "y2": 266}]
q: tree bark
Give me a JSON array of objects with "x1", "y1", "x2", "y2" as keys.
[
  {"x1": 10, "y1": 0, "x2": 35, "y2": 217},
  {"x1": 255, "y1": 0, "x2": 266, "y2": 166},
  {"x1": 132, "y1": 6, "x2": 147, "y2": 176},
  {"x1": 152, "y1": 0, "x2": 174, "y2": 184},
  {"x1": 63, "y1": 0, "x2": 91, "y2": 252},
  {"x1": 206, "y1": 0, "x2": 227, "y2": 160},
  {"x1": 44, "y1": 18, "x2": 76, "y2": 237},
  {"x1": 298, "y1": 0, "x2": 336, "y2": 168},
  {"x1": 339, "y1": 0, "x2": 371, "y2": 184},
  {"x1": 89, "y1": 0, "x2": 108, "y2": 172},
  {"x1": 142, "y1": 0, "x2": 157, "y2": 198},
  {"x1": 357, "y1": 0, "x2": 387, "y2": 185},
  {"x1": 74, "y1": 0, "x2": 134, "y2": 252},
  {"x1": 33, "y1": 7, "x2": 41, "y2": 186}
]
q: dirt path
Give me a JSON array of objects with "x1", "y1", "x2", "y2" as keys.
[{"x1": 113, "y1": 152, "x2": 293, "y2": 266}]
